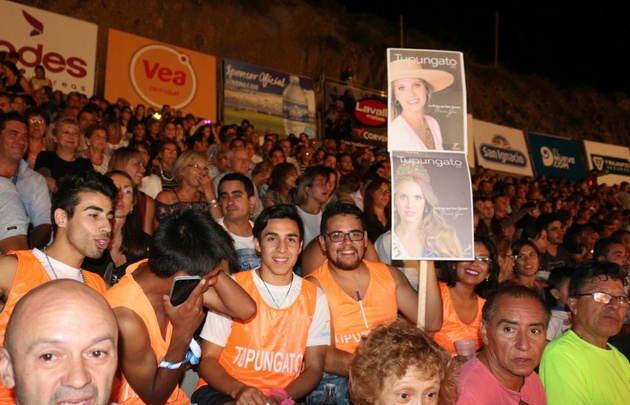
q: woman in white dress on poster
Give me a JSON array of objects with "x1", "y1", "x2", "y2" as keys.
[{"x1": 388, "y1": 59, "x2": 454, "y2": 151}]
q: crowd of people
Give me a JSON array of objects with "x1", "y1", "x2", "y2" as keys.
[{"x1": 2, "y1": 57, "x2": 630, "y2": 404}]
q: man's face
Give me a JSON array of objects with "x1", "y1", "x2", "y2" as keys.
[
  {"x1": 0, "y1": 120, "x2": 28, "y2": 163},
  {"x1": 60, "y1": 192, "x2": 113, "y2": 260},
  {"x1": 219, "y1": 180, "x2": 254, "y2": 222},
  {"x1": 269, "y1": 150, "x2": 285, "y2": 166},
  {"x1": 339, "y1": 156, "x2": 354, "y2": 172},
  {"x1": 323, "y1": 155, "x2": 337, "y2": 168},
  {"x1": 254, "y1": 218, "x2": 302, "y2": 277},
  {"x1": 546, "y1": 220, "x2": 564, "y2": 245},
  {"x1": 481, "y1": 200, "x2": 494, "y2": 220},
  {"x1": 279, "y1": 140, "x2": 292, "y2": 158},
  {"x1": 494, "y1": 197, "x2": 509, "y2": 215},
  {"x1": 229, "y1": 150, "x2": 250, "y2": 174},
  {"x1": 0, "y1": 96, "x2": 11, "y2": 113},
  {"x1": 568, "y1": 276, "x2": 628, "y2": 346},
  {"x1": 3, "y1": 293, "x2": 118, "y2": 405},
  {"x1": 480, "y1": 296, "x2": 547, "y2": 390},
  {"x1": 11, "y1": 97, "x2": 25, "y2": 114},
  {"x1": 78, "y1": 111, "x2": 96, "y2": 131},
  {"x1": 603, "y1": 243, "x2": 628, "y2": 267},
  {"x1": 319, "y1": 214, "x2": 366, "y2": 271}
]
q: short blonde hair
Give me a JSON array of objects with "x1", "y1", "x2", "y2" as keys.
[{"x1": 172, "y1": 150, "x2": 207, "y2": 183}]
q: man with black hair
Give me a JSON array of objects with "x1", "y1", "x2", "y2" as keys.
[
  {"x1": 193, "y1": 204, "x2": 329, "y2": 404},
  {"x1": 593, "y1": 237, "x2": 627, "y2": 267},
  {"x1": 305, "y1": 203, "x2": 442, "y2": 404},
  {"x1": 537, "y1": 213, "x2": 577, "y2": 271},
  {"x1": 105, "y1": 209, "x2": 256, "y2": 404},
  {"x1": 0, "y1": 170, "x2": 117, "y2": 404},
  {"x1": 541, "y1": 260, "x2": 630, "y2": 404}
]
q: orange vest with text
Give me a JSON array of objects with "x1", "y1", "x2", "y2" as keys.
[
  {"x1": 0, "y1": 249, "x2": 106, "y2": 405},
  {"x1": 196, "y1": 270, "x2": 317, "y2": 393},
  {"x1": 309, "y1": 259, "x2": 397, "y2": 353},
  {"x1": 105, "y1": 260, "x2": 189, "y2": 405}
]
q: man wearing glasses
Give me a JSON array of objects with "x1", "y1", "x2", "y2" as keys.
[
  {"x1": 540, "y1": 260, "x2": 630, "y2": 404},
  {"x1": 305, "y1": 203, "x2": 442, "y2": 404}
]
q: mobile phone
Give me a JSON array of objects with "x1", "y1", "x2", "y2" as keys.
[{"x1": 169, "y1": 276, "x2": 201, "y2": 306}]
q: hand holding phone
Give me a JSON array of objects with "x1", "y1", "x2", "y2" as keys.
[{"x1": 169, "y1": 276, "x2": 201, "y2": 306}]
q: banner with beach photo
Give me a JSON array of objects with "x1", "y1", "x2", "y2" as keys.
[
  {"x1": 387, "y1": 49, "x2": 467, "y2": 153},
  {"x1": 390, "y1": 151, "x2": 474, "y2": 261}
]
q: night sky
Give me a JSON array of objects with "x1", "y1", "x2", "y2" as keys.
[{"x1": 337, "y1": 1, "x2": 630, "y2": 95}]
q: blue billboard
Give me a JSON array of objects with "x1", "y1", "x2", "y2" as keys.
[{"x1": 527, "y1": 132, "x2": 585, "y2": 180}]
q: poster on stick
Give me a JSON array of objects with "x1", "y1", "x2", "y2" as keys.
[{"x1": 391, "y1": 151, "x2": 474, "y2": 261}]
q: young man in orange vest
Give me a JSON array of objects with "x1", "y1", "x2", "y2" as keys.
[
  {"x1": 0, "y1": 170, "x2": 118, "y2": 405},
  {"x1": 193, "y1": 204, "x2": 330, "y2": 405}
]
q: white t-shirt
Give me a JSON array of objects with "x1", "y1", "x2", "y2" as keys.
[
  {"x1": 201, "y1": 270, "x2": 330, "y2": 348},
  {"x1": 217, "y1": 217, "x2": 261, "y2": 273},
  {"x1": 296, "y1": 206, "x2": 321, "y2": 247}
]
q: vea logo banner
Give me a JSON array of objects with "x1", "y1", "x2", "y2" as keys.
[
  {"x1": 473, "y1": 119, "x2": 533, "y2": 176},
  {"x1": 0, "y1": 0, "x2": 97, "y2": 93},
  {"x1": 223, "y1": 59, "x2": 316, "y2": 137},
  {"x1": 583, "y1": 140, "x2": 630, "y2": 186},
  {"x1": 104, "y1": 29, "x2": 216, "y2": 119},
  {"x1": 323, "y1": 78, "x2": 388, "y2": 147},
  {"x1": 527, "y1": 132, "x2": 585, "y2": 180}
]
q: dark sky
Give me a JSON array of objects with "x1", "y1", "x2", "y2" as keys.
[{"x1": 336, "y1": 1, "x2": 630, "y2": 95}]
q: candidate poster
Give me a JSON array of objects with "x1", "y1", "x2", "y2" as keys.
[
  {"x1": 473, "y1": 119, "x2": 533, "y2": 176},
  {"x1": 391, "y1": 151, "x2": 474, "y2": 261},
  {"x1": 527, "y1": 132, "x2": 585, "y2": 180},
  {"x1": 0, "y1": 0, "x2": 97, "y2": 93},
  {"x1": 583, "y1": 140, "x2": 630, "y2": 186},
  {"x1": 104, "y1": 29, "x2": 217, "y2": 120},
  {"x1": 223, "y1": 59, "x2": 316, "y2": 137},
  {"x1": 387, "y1": 49, "x2": 467, "y2": 153},
  {"x1": 323, "y1": 78, "x2": 388, "y2": 148}
]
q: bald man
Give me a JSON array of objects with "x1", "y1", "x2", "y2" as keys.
[{"x1": 0, "y1": 280, "x2": 118, "y2": 405}]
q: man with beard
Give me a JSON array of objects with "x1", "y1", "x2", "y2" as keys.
[
  {"x1": 305, "y1": 203, "x2": 442, "y2": 404},
  {"x1": 0, "y1": 170, "x2": 117, "y2": 404},
  {"x1": 0, "y1": 280, "x2": 119, "y2": 405}
]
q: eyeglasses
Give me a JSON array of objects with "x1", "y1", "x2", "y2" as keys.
[
  {"x1": 474, "y1": 255, "x2": 492, "y2": 264},
  {"x1": 187, "y1": 164, "x2": 208, "y2": 170},
  {"x1": 28, "y1": 118, "x2": 45, "y2": 125},
  {"x1": 376, "y1": 189, "x2": 391, "y2": 194},
  {"x1": 575, "y1": 292, "x2": 630, "y2": 307},
  {"x1": 323, "y1": 231, "x2": 365, "y2": 242},
  {"x1": 515, "y1": 252, "x2": 538, "y2": 261},
  {"x1": 162, "y1": 149, "x2": 177, "y2": 154}
]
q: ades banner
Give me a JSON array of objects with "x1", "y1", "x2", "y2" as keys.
[
  {"x1": 583, "y1": 140, "x2": 630, "y2": 186},
  {"x1": 223, "y1": 59, "x2": 316, "y2": 137},
  {"x1": 527, "y1": 132, "x2": 585, "y2": 180},
  {"x1": 473, "y1": 119, "x2": 533, "y2": 176},
  {"x1": 323, "y1": 78, "x2": 387, "y2": 148},
  {"x1": 0, "y1": 0, "x2": 97, "y2": 93},
  {"x1": 104, "y1": 29, "x2": 217, "y2": 119}
]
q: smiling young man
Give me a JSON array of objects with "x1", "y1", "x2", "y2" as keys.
[
  {"x1": 456, "y1": 285, "x2": 549, "y2": 405},
  {"x1": 193, "y1": 205, "x2": 330, "y2": 405},
  {"x1": 540, "y1": 260, "x2": 630, "y2": 404},
  {"x1": 305, "y1": 203, "x2": 442, "y2": 405},
  {"x1": 0, "y1": 170, "x2": 117, "y2": 404}
]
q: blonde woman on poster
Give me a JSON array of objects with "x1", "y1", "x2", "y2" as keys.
[
  {"x1": 388, "y1": 59, "x2": 454, "y2": 151},
  {"x1": 392, "y1": 160, "x2": 462, "y2": 259}
]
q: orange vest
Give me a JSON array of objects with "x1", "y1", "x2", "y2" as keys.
[
  {"x1": 433, "y1": 282, "x2": 485, "y2": 354},
  {"x1": 310, "y1": 259, "x2": 397, "y2": 353},
  {"x1": 0, "y1": 249, "x2": 106, "y2": 405},
  {"x1": 196, "y1": 270, "x2": 317, "y2": 393},
  {"x1": 105, "y1": 260, "x2": 189, "y2": 405}
]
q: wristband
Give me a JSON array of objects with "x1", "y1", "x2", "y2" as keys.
[
  {"x1": 209, "y1": 198, "x2": 219, "y2": 208},
  {"x1": 266, "y1": 388, "x2": 295, "y2": 405},
  {"x1": 159, "y1": 339, "x2": 202, "y2": 369}
]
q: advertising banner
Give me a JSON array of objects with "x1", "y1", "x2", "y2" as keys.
[
  {"x1": 387, "y1": 49, "x2": 467, "y2": 153},
  {"x1": 104, "y1": 29, "x2": 216, "y2": 120},
  {"x1": 390, "y1": 151, "x2": 474, "y2": 261},
  {"x1": 527, "y1": 132, "x2": 585, "y2": 180},
  {"x1": 473, "y1": 119, "x2": 533, "y2": 176},
  {"x1": 583, "y1": 140, "x2": 630, "y2": 186},
  {"x1": 222, "y1": 59, "x2": 316, "y2": 137},
  {"x1": 0, "y1": 0, "x2": 97, "y2": 93},
  {"x1": 323, "y1": 78, "x2": 387, "y2": 148}
]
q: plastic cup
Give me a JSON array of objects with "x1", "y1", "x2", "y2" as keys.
[{"x1": 454, "y1": 339, "x2": 476, "y2": 358}]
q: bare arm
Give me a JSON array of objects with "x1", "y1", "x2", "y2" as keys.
[
  {"x1": 203, "y1": 271, "x2": 256, "y2": 320},
  {"x1": 198, "y1": 340, "x2": 276, "y2": 405},
  {"x1": 143, "y1": 195, "x2": 155, "y2": 235},
  {"x1": 36, "y1": 168, "x2": 57, "y2": 193},
  {"x1": 390, "y1": 262, "x2": 442, "y2": 332},
  {"x1": 114, "y1": 280, "x2": 208, "y2": 405},
  {"x1": 0, "y1": 235, "x2": 28, "y2": 253},
  {"x1": 0, "y1": 255, "x2": 18, "y2": 299},
  {"x1": 285, "y1": 345, "x2": 327, "y2": 400}
]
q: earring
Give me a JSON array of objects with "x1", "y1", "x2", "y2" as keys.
[
  {"x1": 485, "y1": 276, "x2": 489, "y2": 282},
  {"x1": 394, "y1": 100, "x2": 400, "y2": 105}
]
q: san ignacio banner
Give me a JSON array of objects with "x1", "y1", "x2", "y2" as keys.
[{"x1": 473, "y1": 119, "x2": 533, "y2": 176}]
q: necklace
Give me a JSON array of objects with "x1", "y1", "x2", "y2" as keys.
[
  {"x1": 43, "y1": 246, "x2": 86, "y2": 284},
  {"x1": 159, "y1": 164, "x2": 173, "y2": 181},
  {"x1": 258, "y1": 270, "x2": 293, "y2": 308}
]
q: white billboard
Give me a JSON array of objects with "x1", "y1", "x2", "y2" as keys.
[
  {"x1": 583, "y1": 140, "x2": 630, "y2": 186},
  {"x1": 0, "y1": 0, "x2": 97, "y2": 94},
  {"x1": 473, "y1": 119, "x2": 533, "y2": 176}
]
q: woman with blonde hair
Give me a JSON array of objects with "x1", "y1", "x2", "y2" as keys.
[
  {"x1": 392, "y1": 161, "x2": 461, "y2": 259},
  {"x1": 350, "y1": 319, "x2": 459, "y2": 405},
  {"x1": 154, "y1": 150, "x2": 221, "y2": 226}
]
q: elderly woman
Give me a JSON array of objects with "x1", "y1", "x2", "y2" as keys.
[
  {"x1": 82, "y1": 123, "x2": 110, "y2": 174},
  {"x1": 392, "y1": 161, "x2": 462, "y2": 259},
  {"x1": 349, "y1": 319, "x2": 459, "y2": 405},
  {"x1": 387, "y1": 59, "x2": 454, "y2": 151},
  {"x1": 154, "y1": 150, "x2": 221, "y2": 226}
]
